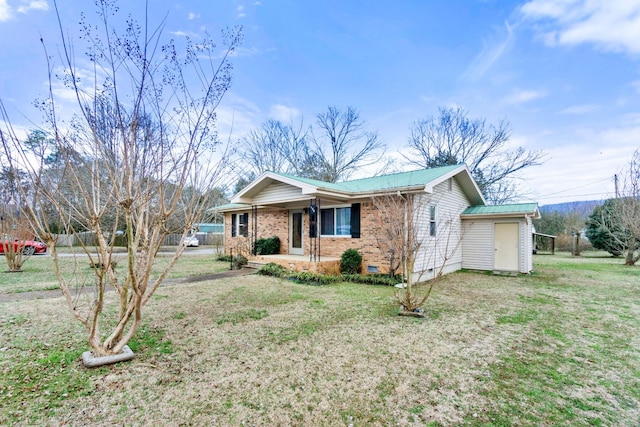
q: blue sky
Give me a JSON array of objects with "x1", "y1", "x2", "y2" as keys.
[{"x1": 1, "y1": 0, "x2": 639, "y2": 205}]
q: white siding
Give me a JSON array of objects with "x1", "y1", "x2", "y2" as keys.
[
  {"x1": 461, "y1": 219, "x2": 494, "y2": 271},
  {"x1": 413, "y1": 178, "x2": 470, "y2": 282},
  {"x1": 252, "y1": 182, "x2": 304, "y2": 204}
]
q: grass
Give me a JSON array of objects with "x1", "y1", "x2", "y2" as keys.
[
  {"x1": 0, "y1": 251, "x2": 639, "y2": 425},
  {"x1": 0, "y1": 248, "x2": 228, "y2": 294}
]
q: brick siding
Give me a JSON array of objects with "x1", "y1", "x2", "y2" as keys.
[{"x1": 224, "y1": 200, "x2": 396, "y2": 274}]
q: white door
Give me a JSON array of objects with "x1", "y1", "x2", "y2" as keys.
[
  {"x1": 289, "y1": 210, "x2": 304, "y2": 255},
  {"x1": 494, "y1": 222, "x2": 519, "y2": 271}
]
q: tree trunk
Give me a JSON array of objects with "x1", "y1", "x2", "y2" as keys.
[{"x1": 624, "y1": 248, "x2": 638, "y2": 266}]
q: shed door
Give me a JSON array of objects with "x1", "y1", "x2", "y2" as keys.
[{"x1": 494, "y1": 222, "x2": 519, "y2": 271}]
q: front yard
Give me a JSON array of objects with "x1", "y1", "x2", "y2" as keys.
[{"x1": 0, "y1": 252, "x2": 638, "y2": 425}]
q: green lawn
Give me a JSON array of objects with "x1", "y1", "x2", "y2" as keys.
[{"x1": 0, "y1": 251, "x2": 638, "y2": 425}]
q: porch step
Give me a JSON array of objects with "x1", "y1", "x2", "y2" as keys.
[{"x1": 246, "y1": 261, "x2": 266, "y2": 269}]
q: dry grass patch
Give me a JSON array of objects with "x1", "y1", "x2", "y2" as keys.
[
  {"x1": 0, "y1": 252, "x2": 228, "y2": 294},
  {"x1": 1, "y1": 251, "x2": 639, "y2": 425}
]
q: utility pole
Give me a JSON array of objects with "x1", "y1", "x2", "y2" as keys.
[{"x1": 614, "y1": 174, "x2": 619, "y2": 198}]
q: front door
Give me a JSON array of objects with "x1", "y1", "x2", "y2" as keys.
[
  {"x1": 289, "y1": 210, "x2": 304, "y2": 255},
  {"x1": 494, "y1": 222, "x2": 519, "y2": 271}
]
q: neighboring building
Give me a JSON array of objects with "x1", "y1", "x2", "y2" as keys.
[{"x1": 214, "y1": 164, "x2": 540, "y2": 278}]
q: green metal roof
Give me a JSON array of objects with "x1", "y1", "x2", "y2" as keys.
[
  {"x1": 273, "y1": 164, "x2": 463, "y2": 194},
  {"x1": 462, "y1": 203, "x2": 539, "y2": 215},
  {"x1": 209, "y1": 203, "x2": 250, "y2": 211}
]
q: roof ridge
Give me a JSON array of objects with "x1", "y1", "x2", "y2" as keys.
[
  {"x1": 268, "y1": 164, "x2": 464, "y2": 186},
  {"x1": 337, "y1": 164, "x2": 464, "y2": 185}
]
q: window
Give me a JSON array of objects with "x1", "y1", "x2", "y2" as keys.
[
  {"x1": 231, "y1": 212, "x2": 249, "y2": 237},
  {"x1": 238, "y1": 212, "x2": 249, "y2": 237},
  {"x1": 320, "y1": 206, "x2": 351, "y2": 236},
  {"x1": 429, "y1": 205, "x2": 437, "y2": 237}
]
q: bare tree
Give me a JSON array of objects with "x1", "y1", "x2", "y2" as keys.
[
  {"x1": 0, "y1": 166, "x2": 36, "y2": 272},
  {"x1": 372, "y1": 193, "x2": 461, "y2": 313},
  {"x1": 609, "y1": 150, "x2": 640, "y2": 265},
  {"x1": 237, "y1": 118, "x2": 310, "y2": 177},
  {"x1": 405, "y1": 106, "x2": 544, "y2": 203},
  {"x1": 310, "y1": 106, "x2": 386, "y2": 182},
  {"x1": 235, "y1": 106, "x2": 387, "y2": 185},
  {"x1": 587, "y1": 150, "x2": 640, "y2": 265},
  {"x1": 0, "y1": 0, "x2": 241, "y2": 359}
]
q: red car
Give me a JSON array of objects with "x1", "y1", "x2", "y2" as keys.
[{"x1": 0, "y1": 239, "x2": 47, "y2": 255}]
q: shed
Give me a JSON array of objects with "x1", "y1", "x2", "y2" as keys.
[{"x1": 461, "y1": 203, "x2": 541, "y2": 273}]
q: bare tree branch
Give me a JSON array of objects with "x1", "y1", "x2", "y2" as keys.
[
  {"x1": 311, "y1": 106, "x2": 385, "y2": 182},
  {"x1": 405, "y1": 106, "x2": 544, "y2": 203}
]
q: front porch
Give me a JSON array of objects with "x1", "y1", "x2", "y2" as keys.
[{"x1": 248, "y1": 254, "x2": 341, "y2": 274}]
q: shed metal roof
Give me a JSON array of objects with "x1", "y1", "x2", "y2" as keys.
[{"x1": 462, "y1": 203, "x2": 539, "y2": 216}]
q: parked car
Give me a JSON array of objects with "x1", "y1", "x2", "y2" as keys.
[
  {"x1": 0, "y1": 239, "x2": 47, "y2": 255},
  {"x1": 183, "y1": 235, "x2": 199, "y2": 247}
]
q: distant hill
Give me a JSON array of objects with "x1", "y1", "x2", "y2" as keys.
[{"x1": 539, "y1": 200, "x2": 603, "y2": 217}]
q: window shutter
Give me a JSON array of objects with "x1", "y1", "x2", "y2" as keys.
[
  {"x1": 231, "y1": 214, "x2": 237, "y2": 237},
  {"x1": 350, "y1": 203, "x2": 361, "y2": 238}
]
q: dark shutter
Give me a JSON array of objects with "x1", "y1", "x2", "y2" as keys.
[
  {"x1": 231, "y1": 214, "x2": 237, "y2": 237},
  {"x1": 350, "y1": 203, "x2": 361, "y2": 238}
]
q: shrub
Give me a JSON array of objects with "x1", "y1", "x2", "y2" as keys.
[
  {"x1": 340, "y1": 249, "x2": 362, "y2": 274},
  {"x1": 257, "y1": 262, "x2": 287, "y2": 277},
  {"x1": 291, "y1": 272, "x2": 341, "y2": 285},
  {"x1": 217, "y1": 253, "x2": 249, "y2": 268},
  {"x1": 341, "y1": 273, "x2": 402, "y2": 286},
  {"x1": 233, "y1": 254, "x2": 248, "y2": 269},
  {"x1": 254, "y1": 236, "x2": 280, "y2": 255}
]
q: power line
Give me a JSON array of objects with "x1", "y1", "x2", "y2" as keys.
[
  {"x1": 541, "y1": 177, "x2": 611, "y2": 198},
  {"x1": 534, "y1": 192, "x2": 610, "y2": 201}
]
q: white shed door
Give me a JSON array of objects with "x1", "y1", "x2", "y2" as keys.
[{"x1": 494, "y1": 222, "x2": 519, "y2": 271}]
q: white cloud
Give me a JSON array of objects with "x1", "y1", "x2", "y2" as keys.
[
  {"x1": 1, "y1": 0, "x2": 49, "y2": 21},
  {"x1": 17, "y1": 0, "x2": 48, "y2": 14},
  {"x1": 519, "y1": 124, "x2": 640, "y2": 203},
  {"x1": 237, "y1": 5, "x2": 246, "y2": 18},
  {"x1": 621, "y1": 112, "x2": 640, "y2": 125},
  {"x1": 558, "y1": 104, "x2": 600, "y2": 115},
  {"x1": 0, "y1": 0, "x2": 12, "y2": 21},
  {"x1": 268, "y1": 104, "x2": 301, "y2": 121},
  {"x1": 520, "y1": 0, "x2": 640, "y2": 54},
  {"x1": 230, "y1": 46, "x2": 259, "y2": 57},
  {"x1": 187, "y1": 12, "x2": 199, "y2": 20},
  {"x1": 215, "y1": 92, "x2": 262, "y2": 139},
  {"x1": 463, "y1": 21, "x2": 515, "y2": 80},
  {"x1": 503, "y1": 88, "x2": 546, "y2": 105}
]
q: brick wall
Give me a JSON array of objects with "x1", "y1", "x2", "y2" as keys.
[
  {"x1": 225, "y1": 208, "x2": 290, "y2": 257},
  {"x1": 224, "y1": 201, "x2": 396, "y2": 273}
]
